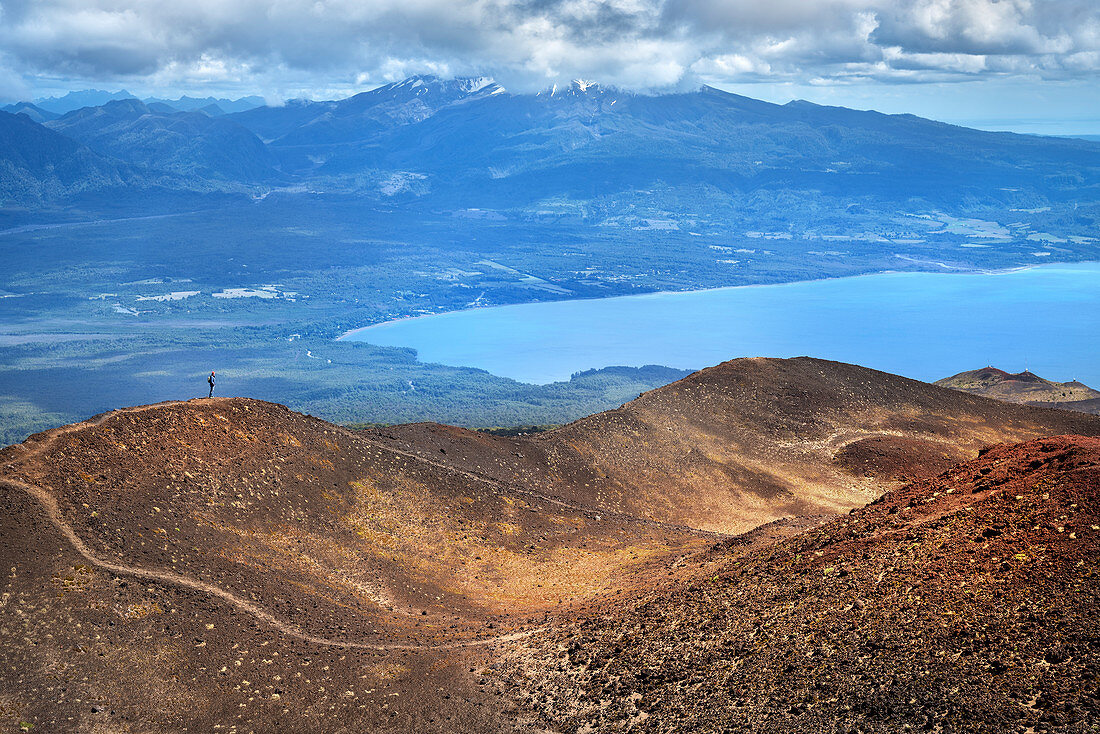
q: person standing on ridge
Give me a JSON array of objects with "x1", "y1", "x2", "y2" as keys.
[{"x1": 208, "y1": 370, "x2": 216, "y2": 398}]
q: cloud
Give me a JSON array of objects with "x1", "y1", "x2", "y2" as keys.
[
  {"x1": 0, "y1": 60, "x2": 30, "y2": 102},
  {"x1": 0, "y1": 0, "x2": 1096, "y2": 99},
  {"x1": 872, "y1": 0, "x2": 1075, "y2": 55}
]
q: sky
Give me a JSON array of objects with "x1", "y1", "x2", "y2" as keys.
[{"x1": 1, "y1": 0, "x2": 1098, "y2": 133}]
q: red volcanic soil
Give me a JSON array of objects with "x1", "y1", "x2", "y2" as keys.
[
  {"x1": 0, "y1": 399, "x2": 719, "y2": 732},
  {"x1": 503, "y1": 435, "x2": 1100, "y2": 732},
  {"x1": 0, "y1": 358, "x2": 1098, "y2": 732}
]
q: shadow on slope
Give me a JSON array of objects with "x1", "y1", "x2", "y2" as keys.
[{"x1": 1, "y1": 357, "x2": 1098, "y2": 731}]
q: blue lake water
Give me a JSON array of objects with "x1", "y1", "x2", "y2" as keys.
[{"x1": 341, "y1": 262, "x2": 1100, "y2": 386}]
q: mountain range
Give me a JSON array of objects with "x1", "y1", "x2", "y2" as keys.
[
  {"x1": 1, "y1": 357, "x2": 1097, "y2": 730},
  {"x1": 0, "y1": 109, "x2": 149, "y2": 203},
  {"x1": 2, "y1": 75, "x2": 1098, "y2": 219},
  {"x1": 5, "y1": 89, "x2": 265, "y2": 116},
  {"x1": 43, "y1": 99, "x2": 279, "y2": 183}
]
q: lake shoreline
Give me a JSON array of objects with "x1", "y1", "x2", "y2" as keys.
[
  {"x1": 337, "y1": 260, "x2": 1048, "y2": 341},
  {"x1": 336, "y1": 260, "x2": 1100, "y2": 386}
]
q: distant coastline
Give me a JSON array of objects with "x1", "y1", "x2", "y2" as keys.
[
  {"x1": 337, "y1": 259, "x2": 1052, "y2": 341},
  {"x1": 338, "y1": 260, "x2": 1100, "y2": 386}
]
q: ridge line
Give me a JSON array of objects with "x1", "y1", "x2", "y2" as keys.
[{"x1": 0, "y1": 399, "x2": 543, "y2": 652}]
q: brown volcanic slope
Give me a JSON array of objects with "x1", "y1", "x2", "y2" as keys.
[
  {"x1": 937, "y1": 366, "x2": 1100, "y2": 415},
  {"x1": 0, "y1": 399, "x2": 717, "y2": 732},
  {"x1": 0, "y1": 357, "x2": 1098, "y2": 731},
  {"x1": 373, "y1": 357, "x2": 1100, "y2": 534},
  {"x1": 503, "y1": 435, "x2": 1100, "y2": 732}
]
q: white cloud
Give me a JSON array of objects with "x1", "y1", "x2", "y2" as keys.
[
  {"x1": 0, "y1": 0, "x2": 1096, "y2": 100},
  {"x1": 691, "y1": 54, "x2": 771, "y2": 78},
  {"x1": 0, "y1": 61, "x2": 30, "y2": 101}
]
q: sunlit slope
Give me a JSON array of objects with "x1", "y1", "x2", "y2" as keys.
[
  {"x1": 0, "y1": 472, "x2": 528, "y2": 732},
  {"x1": 374, "y1": 357, "x2": 1100, "y2": 534},
  {"x1": 0, "y1": 399, "x2": 712, "y2": 647}
]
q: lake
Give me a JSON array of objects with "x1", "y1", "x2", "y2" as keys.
[{"x1": 340, "y1": 262, "x2": 1100, "y2": 386}]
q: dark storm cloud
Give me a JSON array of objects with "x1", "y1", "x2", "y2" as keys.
[
  {"x1": 0, "y1": 0, "x2": 1096, "y2": 97},
  {"x1": 512, "y1": 0, "x2": 653, "y2": 37}
]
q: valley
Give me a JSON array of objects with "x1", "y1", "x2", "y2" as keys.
[
  {"x1": 2, "y1": 77, "x2": 1099, "y2": 445},
  {"x1": 1, "y1": 357, "x2": 1097, "y2": 731},
  {"x1": 1, "y1": 194, "x2": 1097, "y2": 446}
]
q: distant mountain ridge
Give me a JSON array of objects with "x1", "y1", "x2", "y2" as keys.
[
  {"x1": 224, "y1": 75, "x2": 1100, "y2": 214},
  {"x1": 44, "y1": 99, "x2": 279, "y2": 183},
  {"x1": 28, "y1": 88, "x2": 139, "y2": 114},
  {"x1": 0, "y1": 110, "x2": 152, "y2": 204},
  {"x1": 3, "y1": 75, "x2": 1099, "y2": 220},
  {"x1": 5, "y1": 89, "x2": 265, "y2": 116},
  {"x1": 144, "y1": 95, "x2": 264, "y2": 114},
  {"x1": 228, "y1": 75, "x2": 504, "y2": 145},
  {"x1": 0, "y1": 102, "x2": 59, "y2": 124},
  {"x1": 936, "y1": 366, "x2": 1100, "y2": 415}
]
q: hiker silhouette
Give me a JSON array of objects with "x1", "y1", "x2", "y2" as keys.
[{"x1": 208, "y1": 371, "x2": 215, "y2": 398}]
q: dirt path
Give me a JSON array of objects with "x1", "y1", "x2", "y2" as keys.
[
  {"x1": 1, "y1": 398, "x2": 543, "y2": 652},
  {"x1": 1, "y1": 474, "x2": 539, "y2": 651},
  {"x1": 13, "y1": 397, "x2": 726, "y2": 539},
  {"x1": 1, "y1": 397, "x2": 732, "y2": 651}
]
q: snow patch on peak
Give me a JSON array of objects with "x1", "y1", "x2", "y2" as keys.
[
  {"x1": 457, "y1": 76, "x2": 498, "y2": 94},
  {"x1": 390, "y1": 74, "x2": 437, "y2": 89},
  {"x1": 384, "y1": 75, "x2": 502, "y2": 97},
  {"x1": 540, "y1": 79, "x2": 601, "y2": 97}
]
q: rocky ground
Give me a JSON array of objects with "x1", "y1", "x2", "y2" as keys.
[
  {"x1": 1, "y1": 357, "x2": 1098, "y2": 732},
  {"x1": 374, "y1": 358, "x2": 1100, "y2": 534},
  {"x1": 501, "y1": 436, "x2": 1100, "y2": 732}
]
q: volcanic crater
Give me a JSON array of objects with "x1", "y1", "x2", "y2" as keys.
[{"x1": 1, "y1": 357, "x2": 1098, "y2": 732}]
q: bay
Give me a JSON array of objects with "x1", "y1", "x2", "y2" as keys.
[{"x1": 341, "y1": 262, "x2": 1100, "y2": 386}]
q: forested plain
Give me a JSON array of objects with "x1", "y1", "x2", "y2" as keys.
[
  {"x1": 2, "y1": 78, "x2": 1099, "y2": 443},
  {"x1": 2, "y1": 190, "x2": 1097, "y2": 445}
]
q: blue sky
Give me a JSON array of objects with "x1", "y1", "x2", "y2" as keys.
[{"x1": 2, "y1": 0, "x2": 1098, "y2": 133}]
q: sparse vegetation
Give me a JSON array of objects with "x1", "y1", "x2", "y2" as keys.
[{"x1": 2, "y1": 358, "x2": 1098, "y2": 731}]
